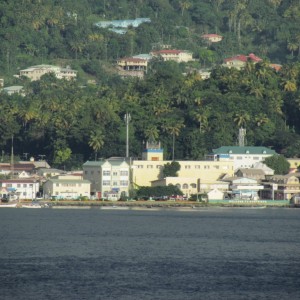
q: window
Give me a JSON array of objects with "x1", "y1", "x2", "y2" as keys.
[
  {"x1": 84, "y1": 171, "x2": 87, "y2": 175},
  {"x1": 23, "y1": 184, "x2": 27, "y2": 187},
  {"x1": 103, "y1": 170, "x2": 110, "y2": 176},
  {"x1": 120, "y1": 171, "x2": 128, "y2": 176},
  {"x1": 214, "y1": 165, "x2": 219, "y2": 169},
  {"x1": 156, "y1": 165, "x2": 163, "y2": 169},
  {"x1": 113, "y1": 172, "x2": 118, "y2": 176},
  {"x1": 185, "y1": 165, "x2": 191, "y2": 169},
  {"x1": 113, "y1": 181, "x2": 118, "y2": 186},
  {"x1": 7, "y1": 184, "x2": 12, "y2": 187},
  {"x1": 120, "y1": 181, "x2": 128, "y2": 186},
  {"x1": 190, "y1": 183, "x2": 196, "y2": 188},
  {"x1": 176, "y1": 184, "x2": 181, "y2": 189},
  {"x1": 137, "y1": 165, "x2": 143, "y2": 169},
  {"x1": 103, "y1": 180, "x2": 110, "y2": 186},
  {"x1": 183, "y1": 184, "x2": 188, "y2": 189},
  {"x1": 237, "y1": 156, "x2": 243, "y2": 160},
  {"x1": 17, "y1": 184, "x2": 21, "y2": 188},
  {"x1": 147, "y1": 165, "x2": 153, "y2": 169},
  {"x1": 195, "y1": 165, "x2": 200, "y2": 169}
]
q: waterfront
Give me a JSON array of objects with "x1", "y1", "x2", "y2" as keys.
[{"x1": 0, "y1": 208, "x2": 299, "y2": 299}]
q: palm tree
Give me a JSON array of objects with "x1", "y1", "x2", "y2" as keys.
[
  {"x1": 179, "y1": 0, "x2": 192, "y2": 16},
  {"x1": 144, "y1": 125, "x2": 159, "y2": 142},
  {"x1": 88, "y1": 130, "x2": 104, "y2": 161},
  {"x1": 234, "y1": 111, "x2": 250, "y2": 128},
  {"x1": 162, "y1": 120, "x2": 185, "y2": 161}
]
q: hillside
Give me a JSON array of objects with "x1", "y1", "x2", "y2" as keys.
[{"x1": 0, "y1": 0, "x2": 300, "y2": 169}]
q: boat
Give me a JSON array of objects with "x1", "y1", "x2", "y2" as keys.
[
  {"x1": 0, "y1": 202, "x2": 18, "y2": 208},
  {"x1": 21, "y1": 204, "x2": 42, "y2": 208}
]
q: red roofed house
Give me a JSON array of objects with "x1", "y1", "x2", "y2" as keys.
[
  {"x1": 150, "y1": 49, "x2": 193, "y2": 63},
  {"x1": 223, "y1": 53, "x2": 262, "y2": 70},
  {"x1": 202, "y1": 34, "x2": 223, "y2": 43}
]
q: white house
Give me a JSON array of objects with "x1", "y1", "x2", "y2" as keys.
[
  {"x1": 0, "y1": 179, "x2": 40, "y2": 200},
  {"x1": 207, "y1": 188, "x2": 224, "y2": 200},
  {"x1": 43, "y1": 175, "x2": 91, "y2": 200}
]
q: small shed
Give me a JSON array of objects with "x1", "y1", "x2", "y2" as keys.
[{"x1": 207, "y1": 188, "x2": 224, "y2": 200}]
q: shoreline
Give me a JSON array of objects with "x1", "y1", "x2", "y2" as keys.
[{"x1": 11, "y1": 200, "x2": 295, "y2": 209}]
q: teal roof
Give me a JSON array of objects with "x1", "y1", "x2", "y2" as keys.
[
  {"x1": 83, "y1": 161, "x2": 106, "y2": 167},
  {"x1": 212, "y1": 146, "x2": 276, "y2": 155}
]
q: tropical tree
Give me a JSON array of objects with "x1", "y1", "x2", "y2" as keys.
[
  {"x1": 264, "y1": 155, "x2": 290, "y2": 175},
  {"x1": 88, "y1": 129, "x2": 105, "y2": 160}
]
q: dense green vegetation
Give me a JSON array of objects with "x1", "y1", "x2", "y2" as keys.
[{"x1": 1, "y1": 0, "x2": 300, "y2": 168}]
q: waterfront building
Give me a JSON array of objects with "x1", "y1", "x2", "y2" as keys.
[
  {"x1": 83, "y1": 158, "x2": 130, "y2": 200},
  {"x1": 0, "y1": 179, "x2": 39, "y2": 200},
  {"x1": 43, "y1": 175, "x2": 90, "y2": 200}
]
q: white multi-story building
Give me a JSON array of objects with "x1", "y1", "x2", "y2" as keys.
[
  {"x1": 208, "y1": 146, "x2": 276, "y2": 171},
  {"x1": 0, "y1": 179, "x2": 39, "y2": 200},
  {"x1": 83, "y1": 158, "x2": 130, "y2": 200}
]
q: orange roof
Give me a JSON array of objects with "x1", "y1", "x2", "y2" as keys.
[
  {"x1": 202, "y1": 34, "x2": 222, "y2": 38},
  {"x1": 224, "y1": 53, "x2": 262, "y2": 63}
]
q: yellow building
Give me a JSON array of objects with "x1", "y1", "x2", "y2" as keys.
[
  {"x1": 131, "y1": 141, "x2": 234, "y2": 192},
  {"x1": 131, "y1": 160, "x2": 234, "y2": 192}
]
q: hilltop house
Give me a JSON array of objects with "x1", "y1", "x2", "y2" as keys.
[
  {"x1": 16, "y1": 64, "x2": 77, "y2": 81},
  {"x1": 150, "y1": 49, "x2": 193, "y2": 63},
  {"x1": 116, "y1": 57, "x2": 148, "y2": 79},
  {"x1": 201, "y1": 34, "x2": 223, "y2": 43},
  {"x1": 223, "y1": 53, "x2": 262, "y2": 69}
]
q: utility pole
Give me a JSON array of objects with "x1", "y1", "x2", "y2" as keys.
[
  {"x1": 124, "y1": 113, "x2": 131, "y2": 158},
  {"x1": 10, "y1": 135, "x2": 14, "y2": 179}
]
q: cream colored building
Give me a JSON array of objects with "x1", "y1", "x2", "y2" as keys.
[
  {"x1": 150, "y1": 49, "x2": 193, "y2": 63},
  {"x1": 131, "y1": 141, "x2": 234, "y2": 193},
  {"x1": 43, "y1": 175, "x2": 91, "y2": 199},
  {"x1": 17, "y1": 64, "x2": 77, "y2": 81},
  {"x1": 132, "y1": 160, "x2": 234, "y2": 192}
]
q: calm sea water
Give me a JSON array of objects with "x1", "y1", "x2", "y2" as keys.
[{"x1": 0, "y1": 207, "x2": 299, "y2": 300}]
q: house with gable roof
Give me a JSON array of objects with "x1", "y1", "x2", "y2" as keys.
[
  {"x1": 201, "y1": 34, "x2": 223, "y2": 43},
  {"x1": 223, "y1": 53, "x2": 262, "y2": 70}
]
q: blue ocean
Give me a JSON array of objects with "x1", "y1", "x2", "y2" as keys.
[{"x1": 0, "y1": 207, "x2": 299, "y2": 299}]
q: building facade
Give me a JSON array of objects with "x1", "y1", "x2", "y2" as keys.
[
  {"x1": 17, "y1": 65, "x2": 77, "y2": 81},
  {"x1": 150, "y1": 50, "x2": 193, "y2": 62},
  {"x1": 43, "y1": 175, "x2": 91, "y2": 199},
  {"x1": 0, "y1": 179, "x2": 39, "y2": 200},
  {"x1": 83, "y1": 159, "x2": 130, "y2": 200},
  {"x1": 209, "y1": 146, "x2": 276, "y2": 171}
]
